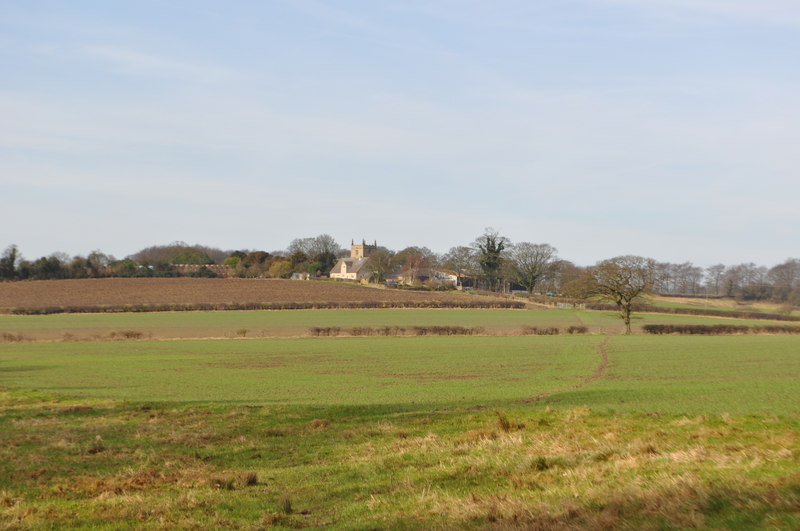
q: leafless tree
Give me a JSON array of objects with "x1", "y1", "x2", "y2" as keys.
[
  {"x1": 364, "y1": 248, "x2": 394, "y2": 283},
  {"x1": 401, "y1": 252, "x2": 428, "y2": 285},
  {"x1": 768, "y1": 259, "x2": 800, "y2": 302},
  {"x1": 705, "y1": 264, "x2": 726, "y2": 296},
  {"x1": 508, "y1": 242, "x2": 559, "y2": 294},
  {"x1": 442, "y1": 246, "x2": 478, "y2": 288},
  {"x1": 584, "y1": 255, "x2": 656, "y2": 334}
]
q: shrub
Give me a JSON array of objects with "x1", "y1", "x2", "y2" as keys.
[
  {"x1": 110, "y1": 330, "x2": 144, "y2": 340},
  {"x1": 522, "y1": 326, "x2": 560, "y2": 335},
  {"x1": 566, "y1": 325, "x2": 588, "y2": 334},
  {"x1": 308, "y1": 326, "x2": 483, "y2": 337}
]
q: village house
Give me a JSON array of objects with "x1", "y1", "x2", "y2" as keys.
[
  {"x1": 329, "y1": 240, "x2": 378, "y2": 281},
  {"x1": 387, "y1": 268, "x2": 466, "y2": 287}
]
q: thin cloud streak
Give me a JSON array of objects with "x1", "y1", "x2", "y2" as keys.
[
  {"x1": 586, "y1": 0, "x2": 800, "y2": 26},
  {"x1": 82, "y1": 45, "x2": 243, "y2": 83}
]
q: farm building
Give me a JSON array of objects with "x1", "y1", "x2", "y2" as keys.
[
  {"x1": 171, "y1": 264, "x2": 233, "y2": 277},
  {"x1": 387, "y1": 268, "x2": 466, "y2": 287},
  {"x1": 329, "y1": 240, "x2": 378, "y2": 281}
]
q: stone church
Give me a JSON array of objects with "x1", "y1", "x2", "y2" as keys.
[{"x1": 329, "y1": 239, "x2": 378, "y2": 281}]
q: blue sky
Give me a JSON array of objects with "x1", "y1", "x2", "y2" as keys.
[{"x1": 2, "y1": 0, "x2": 799, "y2": 266}]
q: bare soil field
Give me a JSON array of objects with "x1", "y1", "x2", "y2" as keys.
[{"x1": 0, "y1": 278, "x2": 508, "y2": 312}]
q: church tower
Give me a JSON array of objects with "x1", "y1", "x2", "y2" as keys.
[{"x1": 350, "y1": 239, "x2": 378, "y2": 259}]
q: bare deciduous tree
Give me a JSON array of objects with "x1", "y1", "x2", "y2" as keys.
[
  {"x1": 442, "y1": 246, "x2": 478, "y2": 289},
  {"x1": 364, "y1": 248, "x2": 394, "y2": 283},
  {"x1": 584, "y1": 255, "x2": 656, "y2": 334},
  {"x1": 508, "y1": 242, "x2": 559, "y2": 294}
]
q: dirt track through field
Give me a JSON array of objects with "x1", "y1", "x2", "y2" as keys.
[{"x1": 519, "y1": 336, "x2": 610, "y2": 404}]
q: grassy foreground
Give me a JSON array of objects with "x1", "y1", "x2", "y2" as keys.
[
  {"x1": 2, "y1": 392, "x2": 799, "y2": 529},
  {"x1": 2, "y1": 334, "x2": 800, "y2": 528}
]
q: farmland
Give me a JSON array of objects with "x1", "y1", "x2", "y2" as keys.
[
  {"x1": 646, "y1": 294, "x2": 798, "y2": 315},
  {"x1": 2, "y1": 306, "x2": 799, "y2": 342},
  {"x1": 2, "y1": 335, "x2": 799, "y2": 415},
  {"x1": 0, "y1": 278, "x2": 495, "y2": 313},
  {"x1": 1, "y1": 283, "x2": 800, "y2": 528}
]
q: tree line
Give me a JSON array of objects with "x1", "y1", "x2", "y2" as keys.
[{"x1": 1, "y1": 230, "x2": 798, "y2": 307}]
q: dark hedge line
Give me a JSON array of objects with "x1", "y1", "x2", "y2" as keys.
[
  {"x1": 521, "y1": 326, "x2": 588, "y2": 335},
  {"x1": 5, "y1": 299, "x2": 525, "y2": 315},
  {"x1": 643, "y1": 324, "x2": 800, "y2": 335},
  {"x1": 308, "y1": 326, "x2": 485, "y2": 337}
]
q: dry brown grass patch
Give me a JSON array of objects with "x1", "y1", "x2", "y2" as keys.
[
  {"x1": 308, "y1": 418, "x2": 331, "y2": 430},
  {"x1": 57, "y1": 468, "x2": 188, "y2": 497}
]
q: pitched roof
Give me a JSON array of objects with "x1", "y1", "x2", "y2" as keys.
[{"x1": 331, "y1": 257, "x2": 370, "y2": 275}]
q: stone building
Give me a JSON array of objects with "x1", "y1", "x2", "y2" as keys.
[{"x1": 329, "y1": 239, "x2": 378, "y2": 281}]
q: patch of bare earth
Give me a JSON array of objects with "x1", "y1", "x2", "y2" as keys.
[{"x1": 0, "y1": 278, "x2": 494, "y2": 312}]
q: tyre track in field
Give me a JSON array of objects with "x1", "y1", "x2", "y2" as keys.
[{"x1": 518, "y1": 336, "x2": 610, "y2": 404}]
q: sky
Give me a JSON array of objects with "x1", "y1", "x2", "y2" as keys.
[{"x1": 2, "y1": 0, "x2": 799, "y2": 267}]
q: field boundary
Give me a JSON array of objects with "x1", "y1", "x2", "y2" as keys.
[
  {"x1": 643, "y1": 323, "x2": 800, "y2": 335},
  {"x1": 3, "y1": 299, "x2": 525, "y2": 315},
  {"x1": 519, "y1": 336, "x2": 609, "y2": 404},
  {"x1": 529, "y1": 296, "x2": 800, "y2": 322}
]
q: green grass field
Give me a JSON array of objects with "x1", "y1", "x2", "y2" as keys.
[
  {"x1": 2, "y1": 307, "x2": 796, "y2": 341},
  {"x1": 2, "y1": 309, "x2": 800, "y2": 528},
  {"x1": 2, "y1": 335, "x2": 799, "y2": 415}
]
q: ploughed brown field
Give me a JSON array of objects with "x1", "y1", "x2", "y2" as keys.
[{"x1": 0, "y1": 278, "x2": 488, "y2": 311}]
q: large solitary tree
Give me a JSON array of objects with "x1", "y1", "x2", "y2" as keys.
[
  {"x1": 508, "y1": 242, "x2": 559, "y2": 294},
  {"x1": 585, "y1": 255, "x2": 656, "y2": 334},
  {"x1": 473, "y1": 228, "x2": 509, "y2": 291}
]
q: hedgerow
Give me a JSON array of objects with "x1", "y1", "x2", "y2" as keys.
[
  {"x1": 642, "y1": 324, "x2": 800, "y2": 335},
  {"x1": 7, "y1": 299, "x2": 525, "y2": 315},
  {"x1": 308, "y1": 326, "x2": 485, "y2": 337}
]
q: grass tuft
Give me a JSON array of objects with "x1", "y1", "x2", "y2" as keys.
[
  {"x1": 495, "y1": 410, "x2": 512, "y2": 433},
  {"x1": 308, "y1": 418, "x2": 331, "y2": 430},
  {"x1": 210, "y1": 477, "x2": 235, "y2": 490},
  {"x1": 280, "y1": 496, "x2": 293, "y2": 514},
  {"x1": 241, "y1": 471, "x2": 258, "y2": 487},
  {"x1": 532, "y1": 456, "x2": 550, "y2": 471}
]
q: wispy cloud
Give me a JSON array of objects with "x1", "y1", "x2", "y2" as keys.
[
  {"x1": 587, "y1": 0, "x2": 800, "y2": 27},
  {"x1": 82, "y1": 45, "x2": 242, "y2": 83}
]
